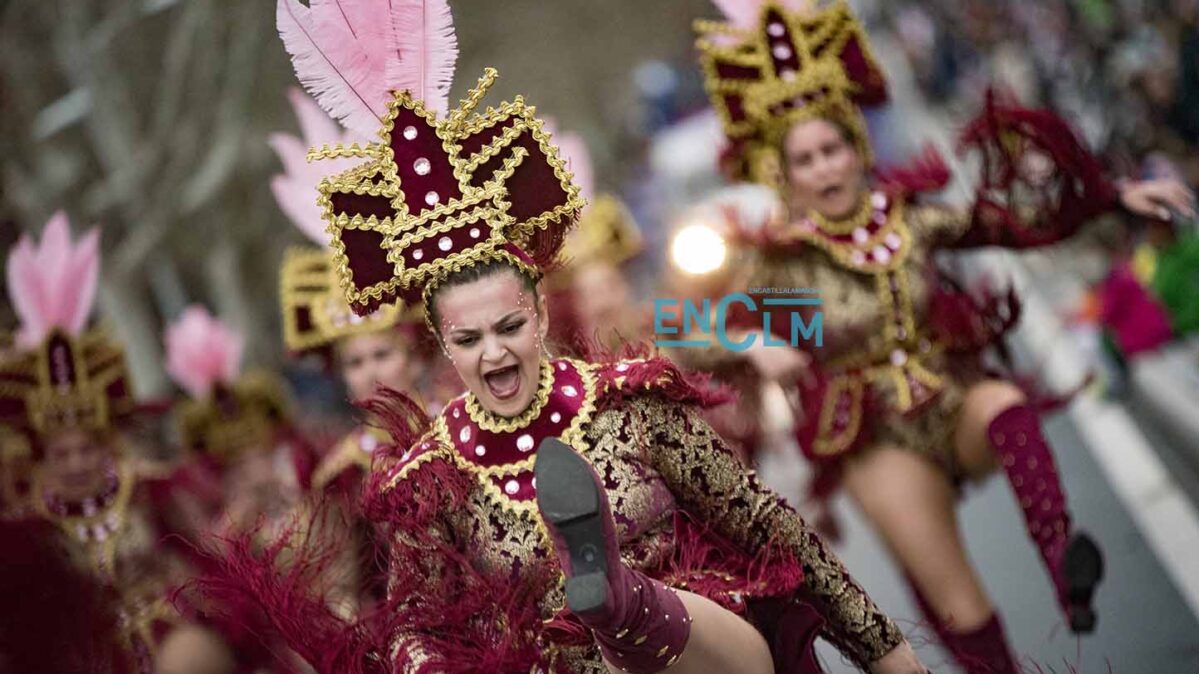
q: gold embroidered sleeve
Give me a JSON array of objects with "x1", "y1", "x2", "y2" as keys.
[
  {"x1": 386, "y1": 523, "x2": 450, "y2": 673},
  {"x1": 906, "y1": 202, "x2": 972, "y2": 248},
  {"x1": 636, "y1": 397, "x2": 904, "y2": 667}
]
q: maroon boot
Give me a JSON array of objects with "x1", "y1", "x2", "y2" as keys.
[
  {"x1": 535, "y1": 438, "x2": 691, "y2": 672},
  {"x1": 988, "y1": 405, "x2": 1104, "y2": 632},
  {"x1": 906, "y1": 575, "x2": 1019, "y2": 674}
]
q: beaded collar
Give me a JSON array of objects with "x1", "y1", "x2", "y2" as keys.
[
  {"x1": 438, "y1": 358, "x2": 598, "y2": 508},
  {"x1": 36, "y1": 460, "x2": 134, "y2": 577},
  {"x1": 790, "y1": 190, "x2": 912, "y2": 273}
]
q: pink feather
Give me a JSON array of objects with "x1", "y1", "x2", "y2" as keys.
[
  {"x1": 276, "y1": 0, "x2": 395, "y2": 137},
  {"x1": 270, "y1": 88, "x2": 364, "y2": 244},
  {"x1": 164, "y1": 306, "x2": 245, "y2": 400},
  {"x1": 277, "y1": 0, "x2": 460, "y2": 135},
  {"x1": 711, "y1": 0, "x2": 811, "y2": 28},
  {"x1": 389, "y1": 0, "x2": 459, "y2": 116},
  {"x1": 554, "y1": 131, "x2": 595, "y2": 202},
  {"x1": 5, "y1": 211, "x2": 101, "y2": 347}
]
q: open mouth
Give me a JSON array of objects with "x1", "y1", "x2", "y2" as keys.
[
  {"x1": 483, "y1": 364, "x2": 522, "y2": 401},
  {"x1": 819, "y1": 184, "x2": 844, "y2": 201}
]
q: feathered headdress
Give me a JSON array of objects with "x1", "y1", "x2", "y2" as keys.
[
  {"x1": 696, "y1": 0, "x2": 887, "y2": 186},
  {"x1": 271, "y1": 89, "x2": 420, "y2": 354},
  {"x1": 0, "y1": 214, "x2": 134, "y2": 437},
  {"x1": 164, "y1": 306, "x2": 290, "y2": 461},
  {"x1": 165, "y1": 306, "x2": 244, "y2": 400},
  {"x1": 276, "y1": 0, "x2": 585, "y2": 323},
  {"x1": 555, "y1": 132, "x2": 643, "y2": 270}
]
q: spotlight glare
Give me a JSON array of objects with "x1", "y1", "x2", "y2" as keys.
[{"x1": 670, "y1": 224, "x2": 727, "y2": 275}]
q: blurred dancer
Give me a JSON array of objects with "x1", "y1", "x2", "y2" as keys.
[
  {"x1": 0, "y1": 214, "x2": 232, "y2": 674},
  {"x1": 165, "y1": 305, "x2": 315, "y2": 537},
  {"x1": 197, "y1": 1, "x2": 928, "y2": 672},
  {"x1": 693, "y1": 2, "x2": 1195, "y2": 671},
  {"x1": 270, "y1": 90, "x2": 442, "y2": 614},
  {"x1": 548, "y1": 132, "x2": 651, "y2": 355}
]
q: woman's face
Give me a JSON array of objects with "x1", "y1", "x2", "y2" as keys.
[
  {"x1": 40, "y1": 429, "x2": 114, "y2": 501},
  {"x1": 338, "y1": 331, "x2": 415, "y2": 402},
  {"x1": 434, "y1": 269, "x2": 548, "y2": 418},
  {"x1": 783, "y1": 118, "x2": 866, "y2": 220}
]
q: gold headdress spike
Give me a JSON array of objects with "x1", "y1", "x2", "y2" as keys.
[
  {"x1": 696, "y1": 1, "x2": 888, "y2": 186},
  {"x1": 315, "y1": 68, "x2": 586, "y2": 322}
]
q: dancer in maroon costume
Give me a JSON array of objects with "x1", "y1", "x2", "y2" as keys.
[{"x1": 692, "y1": 2, "x2": 1196, "y2": 671}]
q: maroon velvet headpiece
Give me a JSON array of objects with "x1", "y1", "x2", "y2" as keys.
[{"x1": 316, "y1": 69, "x2": 586, "y2": 316}]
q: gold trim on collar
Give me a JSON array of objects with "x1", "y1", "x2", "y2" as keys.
[{"x1": 464, "y1": 359, "x2": 556, "y2": 432}]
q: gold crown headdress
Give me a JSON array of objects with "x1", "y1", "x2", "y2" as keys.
[
  {"x1": 275, "y1": 0, "x2": 584, "y2": 327},
  {"x1": 0, "y1": 214, "x2": 135, "y2": 438},
  {"x1": 561, "y1": 195, "x2": 643, "y2": 268},
  {"x1": 317, "y1": 70, "x2": 585, "y2": 319},
  {"x1": 696, "y1": 1, "x2": 888, "y2": 186}
]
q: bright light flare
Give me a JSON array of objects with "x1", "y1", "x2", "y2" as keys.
[{"x1": 670, "y1": 223, "x2": 727, "y2": 275}]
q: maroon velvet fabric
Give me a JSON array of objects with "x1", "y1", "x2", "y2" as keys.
[
  {"x1": 764, "y1": 9, "x2": 802, "y2": 76},
  {"x1": 339, "y1": 228, "x2": 393, "y2": 288},
  {"x1": 396, "y1": 216, "x2": 497, "y2": 275},
  {"x1": 839, "y1": 34, "x2": 888, "y2": 105},
  {"x1": 329, "y1": 192, "x2": 395, "y2": 222},
  {"x1": 442, "y1": 360, "x2": 587, "y2": 503},
  {"x1": 388, "y1": 106, "x2": 463, "y2": 214}
]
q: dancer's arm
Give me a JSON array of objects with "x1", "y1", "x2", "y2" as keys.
[
  {"x1": 929, "y1": 98, "x2": 1193, "y2": 251},
  {"x1": 386, "y1": 526, "x2": 448, "y2": 673},
  {"x1": 638, "y1": 397, "x2": 906, "y2": 670}
]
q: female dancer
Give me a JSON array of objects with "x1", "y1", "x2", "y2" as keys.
[
  {"x1": 693, "y1": 2, "x2": 1195, "y2": 671},
  {"x1": 0, "y1": 214, "x2": 232, "y2": 674},
  {"x1": 204, "y1": 2, "x2": 927, "y2": 672}
]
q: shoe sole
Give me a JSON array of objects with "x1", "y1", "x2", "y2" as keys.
[
  {"x1": 535, "y1": 437, "x2": 611, "y2": 614},
  {"x1": 1063, "y1": 533, "x2": 1104, "y2": 633}
]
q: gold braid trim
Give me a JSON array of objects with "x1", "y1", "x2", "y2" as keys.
[
  {"x1": 307, "y1": 142, "x2": 385, "y2": 162},
  {"x1": 382, "y1": 424, "x2": 453, "y2": 490},
  {"x1": 809, "y1": 192, "x2": 875, "y2": 235},
  {"x1": 812, "y1": 374, "x2": 866, "y2": 456},
  {"x1": 464, "y1": 360, "x2": 556, "y2": 432},
  {"x1": 445, "y1": 67, "x2": 500, "y2": 131}
]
